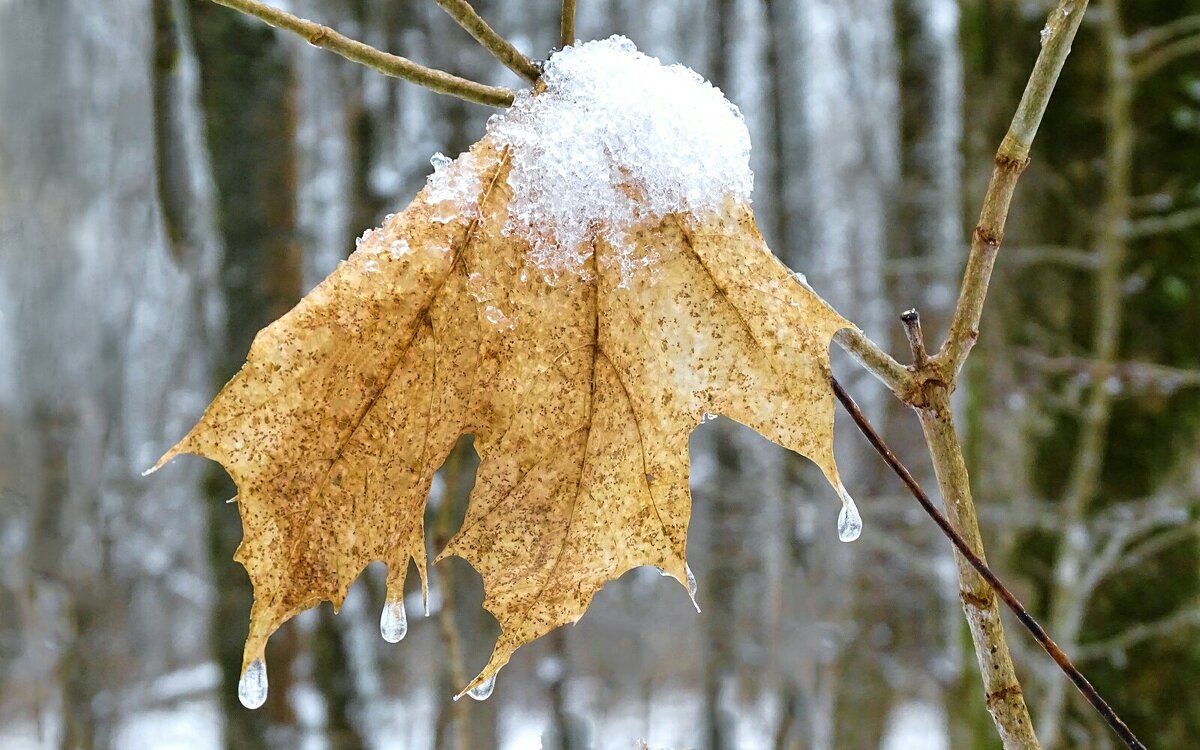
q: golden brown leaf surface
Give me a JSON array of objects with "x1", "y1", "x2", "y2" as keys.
[{"x1": 157, "y1": 138, "x2": 852, "y2": 695}]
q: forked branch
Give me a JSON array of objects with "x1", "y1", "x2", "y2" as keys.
[{"x1": 207, "y1": 0, "x2": 516, "y2": 107}]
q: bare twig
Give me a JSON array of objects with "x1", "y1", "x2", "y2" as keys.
[
  {"x1": 1007, "y1": 245, "x2": 1100, "y2": 271},
  {"x1": 1112, "y1": 520, "x2": 1200, "y2": 576},
  {"x1": 937, "y1": 0, "x2": 1089, "y2": 376},
  {"x1": 1040, "y1": 3, "x2": 1132, "y2": 743},
  {"x1": 831, "y1": 377, "x2": 1147, "y2": 750},
  {"x1": 435, "y1": 0, "x2": 541, "y2": 82},
  {"x1": 434, "y1": 446, "x2": 470, "y2": 750},
  {"x1": 1129, "y1": 13, "x2": 1200, "y2": 53},
  {"x1": 1077, "y1": 608, "x2": 1200, "y2": 660},
  {"x1": 1133, "y1": 32, "x2": 1200, "y2": 80},
  {"x1": 205, "y1": 0, "x2": 514, "y2": 107},
  {"x1": 560, "y1": 0, "x2": 577, "y2": 49},
  {"x1": 1126, "y1": 204, "x2": 1200, "y2": 238},
  {"x1": 1016, "y1": 350, "x2": 1200, "y2": 394}
]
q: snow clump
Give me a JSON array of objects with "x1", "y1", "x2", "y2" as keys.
[{"x1": 423, "y1": 36, "x2": 754, "y2": 283}]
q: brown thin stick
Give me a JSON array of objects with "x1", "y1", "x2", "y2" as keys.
[
  {"x1": 207, "y1": 0, "x2": 515, "y2": 107},
  {"x1": 560, "y1": 0, "x2": 577, "y2": 49},
  {"x1": 830, "y1": 377, "x2": 1146, "y2": 750},
  {"x1": 435, "y1": 0, "x2": 541, "y2": 82}
]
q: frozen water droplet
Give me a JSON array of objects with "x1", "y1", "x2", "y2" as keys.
[
  {"x1": 430, "y1": 152, "x2": 452, "y2": 171},
  {"x1": 380, "y1": 599, "x2": 407, "y2": 643},
  {"x1": 467, "y1": 674, "x2": 497, "y2": 701},
  {"x1": 684, "y1": 563, "x2": 701, "y2": 612},
  {"x1": 836, "y1": 485, "x2": 863, "y2": 543},
  {"x1": 1040, "y1": 24, "x2": 1052, "y2": 45},
  {"x1": 238, "y1": 658, "x2": 268, "y2": 709}
]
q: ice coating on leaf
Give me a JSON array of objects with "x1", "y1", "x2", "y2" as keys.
[
  {"x1": 485, "y1": 35, "x2": 754, "y2": 282},
  {"x1": 424, "y1": 150, "x2": 484, "y2": 225}
]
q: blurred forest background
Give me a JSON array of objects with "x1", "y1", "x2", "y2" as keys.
[{"x1": 1, "y1": 0, "x2": 1199, "y2": 748}]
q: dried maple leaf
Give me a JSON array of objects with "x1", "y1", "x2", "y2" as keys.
[{"x1": 153, "y1": 37, "x2": 858, "y2": 700}]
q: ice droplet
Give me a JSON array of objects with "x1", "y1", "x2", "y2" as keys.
[
  {"x1": 467, "y1": 674, "x2": 497, "y2": 701},
  {"x1": 238, "y1": 658, "x2": 268, "y2": 709},
  {"x1": 430, "y1": 152, "x2": 452, "y2": 171},
  {"x1": 836, "y1": 485, "x2": 863, "y2": 543},
  {"x1": 1040, "y1": 24, "x2": 1053, "y2": 45},
  {"x1": 380, "y1": 599, "x2": 407, "y2": 643},
  {"x1": 684, "y1": 563, "x2": 701, "y2": 612}
]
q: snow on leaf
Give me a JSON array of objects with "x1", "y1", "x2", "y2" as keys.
[{"x1": 153, "y1": 37, "x2": 855, "y2": 699}]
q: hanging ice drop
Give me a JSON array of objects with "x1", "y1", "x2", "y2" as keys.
[
  {"x1": 380, "y1": 598, "x2": 407, "y2": 643},
  {"x1": 836, "y1": 484, "x2": 863, "y2": 543},
  {"x1": 237, "y1": 658, "x2": 268, "y2": 709},
  {"x1": 466, "y1": 674, "x2": 497, "y2": 701},
  {"x1": 685, "y1": 563, "x2": 701, "y2": 612}
]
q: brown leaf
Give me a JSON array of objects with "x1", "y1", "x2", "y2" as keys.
[{"x1": 156, "y1": 126, "x2": 853, "y2": 699}]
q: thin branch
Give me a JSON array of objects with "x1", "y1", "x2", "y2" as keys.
[
  {"x1": 1040, "y1": 3, "x2": 1132, "y2": 742},
  {"x1": 207, "y1": 0, "x2": 514, "y2": 107},
  {"x1": 1112, "y1": 520, "x2": 1200, "y2": 575},
  {"x1": 1133, "y1": 32, "x2": 1200, "y2": 81},
  {"x1": 1080, "y1": 520, "x2": 1200, "y2": 601},
  {"x1": 434, "y1": 446, "x2": 470, "y2": 750},
  {"x1": 831, "y1": 377, "x2": 1147, "y2": 750},
  {"x1": 937, "y1": 0, "x2": 1089, "y2": 376},
  {"x1": 1077, "y1": 608, "x2": 1200, "y2": 660},
  {"x1": 1007, "y1": 244, "x2": 1100, "y2": 271},
  {"x1": 1016, "y1": 350, "x2": 1200, "y2": 395},
  {"x1": 435, "y1": 0, "x2": 541, "y2": 82},
  {"x1": 560, "y1": 0, "x2": 577, "y2": 49},
  {"x1": 1125, "y1": 204, "x2": 1200, "y2": 238},
  {"x1": 1129, "y1": 13, "x2": 1200, "y2": 53}
]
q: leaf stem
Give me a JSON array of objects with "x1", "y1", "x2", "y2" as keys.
[
  {"x1": 435, "y1": 0, "x2": 541, "y2": 82},
  {"x1": 206, "y1": 0, "x2": 515, "y2": 107},
  {"x1": 831, "y1": 377, "x2": 1147, "y2": 750},
  {"x1": 560, "y1": 0, "x2": 577, "y2": 49},
  {"x1": 832, "y1": 328, "x2": 913, "y2": 396}
]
